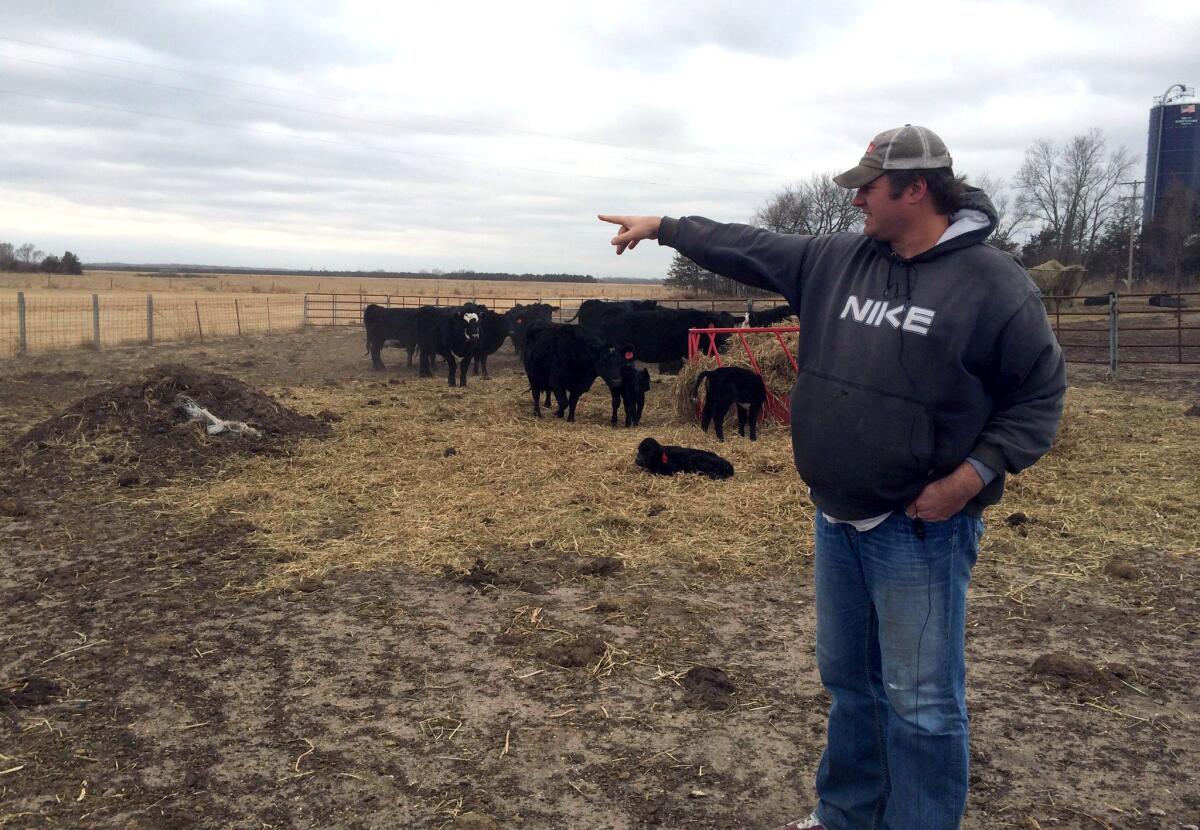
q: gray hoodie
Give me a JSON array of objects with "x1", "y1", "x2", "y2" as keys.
[{"x1": 658, "y1": 188, "x2": 1066, "y2": 520}]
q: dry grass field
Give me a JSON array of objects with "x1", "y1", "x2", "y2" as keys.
[
  {"x1": 1, "y1": 327, "x2": 1198, "y2": 829},
  {"x1": 0, "y1": 270, "x2": 680, "y2": 301},
  {"x1": 0, "y1": 271, "x2": 695, "y2": 358}
]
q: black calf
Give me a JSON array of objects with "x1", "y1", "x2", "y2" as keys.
[
  {"x1": 692, "y1": 366, "x2": 767, "y2": 441},
  {"x1": 635, "y1": 437, "x2": 734, "y2": 480},
  {"x1": 605, "y1": 345, "x2": 650, "y2": 427}
]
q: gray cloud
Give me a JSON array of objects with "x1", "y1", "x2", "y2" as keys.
[
  {"x1": 2, "y1": 2, "x2": 1196, "y2": 276},
  {"x1": 15, "y1": 1, "x2": 379, "y2": 71}
]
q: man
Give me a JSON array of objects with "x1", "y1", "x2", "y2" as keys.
[{"x1": 599, "y1": 125, "x2": 1066, "y2": 830}]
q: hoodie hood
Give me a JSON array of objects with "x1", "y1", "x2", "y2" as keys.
[{"x1": 871, "y1": 185, "x2": 1000, "y2": 263}]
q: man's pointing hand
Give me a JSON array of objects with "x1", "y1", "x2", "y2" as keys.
[{"x1": 598, "y1": 215, "x2": 661, "y2": 255}]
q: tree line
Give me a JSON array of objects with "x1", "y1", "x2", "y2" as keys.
[
  {"x1": 0, "y1": 242, "x2": 83, "y2": 275},
  {"x1": 96, "y1": 264, "x2": 600, "y2": 283},
  {"x1": 666, "y1": 128, "x2": 1200, "y2": 294}
]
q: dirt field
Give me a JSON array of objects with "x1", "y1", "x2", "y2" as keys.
[{"x1": 1, "y1": 328, "x2": 1198, "y2": 830}]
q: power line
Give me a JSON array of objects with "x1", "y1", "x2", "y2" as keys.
[
  {"x1": 0, "y1": 35, "x2": 790, "y2": 178},
  {"x1": 0, "y1": 87, "x2": 772, "y2": 197}
]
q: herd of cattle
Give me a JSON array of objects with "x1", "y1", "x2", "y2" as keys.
[{"x1": 362, "y1": 298, "x2": 793, "y2": 434}]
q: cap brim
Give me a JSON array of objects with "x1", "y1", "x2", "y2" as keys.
[{"x1": 833, "y1": 165, "x2": 884, "y2": 189}]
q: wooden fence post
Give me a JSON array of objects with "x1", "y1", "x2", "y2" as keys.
[
  {"x1": 17, "y1": 292, "x2": 26, "y2": 354},
  {"x1": 234, "y1": 299, "x2": 242, "y2": 336},
  {"x1": 303, "y1": 294, "x2": 309, "y2": 332},
  {"x1": 147, "y1": 294, "x2": 154, "y2": 345},
  {"x1": 92, "y1": 294, "x2": 101, "y2": 347},
  {"x1": 195, "y1": 300, "x2": 204, "y2": 341},
  {"x1": 266, "y1": 297, "x2": 272, "y2": 332}
]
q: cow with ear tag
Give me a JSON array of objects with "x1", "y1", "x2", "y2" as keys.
[
  {"x1": 416, "y1": 304, "x2": 483, "y2": 387},
  {"x1": 505, "y1": 303, "x2": 559, "y2": 356}
]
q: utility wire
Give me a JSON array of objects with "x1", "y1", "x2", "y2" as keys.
[
  {"x1": 0, "y1": 87, "x2": 772, "y2": 197},
  {"x1": 0, "y1": 35, "x2": 790, "y2": 177}
]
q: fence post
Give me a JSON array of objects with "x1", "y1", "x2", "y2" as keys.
[
  {"x1": 92, "y1": 294, "x2": 101, "y2": 347},
  {"x1": 147, "y1": 294, "x2": 154, "y2": 345},
  {"x1": 1108, "y1": 293, "x2": 1119, "y2": 376},
  {"x1": 234, "y1": 298, "x2": 242, "y2": 336},
  {"x1": 1177, "y1": 296, "x2": 1184, "y2": 365},
  {"x1": 303, "y1": 294, "x2": 309, "y2": 332},
  {"x1": 266, "y1": 297, "x2": 272, "y2": 332},
  {"x1": 195, "y1": 300, "x2": 204, "y2": 341},
  {"x1": 17, "y1": 292, "x2": 26, "y2": 354}
]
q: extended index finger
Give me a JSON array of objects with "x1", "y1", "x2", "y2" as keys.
[{"x1": 597, "y1": 214, "x2": 627, "y2": 226}]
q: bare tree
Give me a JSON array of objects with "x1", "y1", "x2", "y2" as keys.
[
  {"x1": 665, "y1": 253, "x2": 769, "y2": 297},
  {"x1": 0, "y1": 242, "x2": 15, "y2": 271},
  {"x1": 753, "y1": 172, "x2": 862, "y2": 235},
  {"x1": 1013, "y1": 129, "x2": 1134, "y2": 266},
  {"x1": 15, "y1": 243, "x2": 44, "y2": 267}
]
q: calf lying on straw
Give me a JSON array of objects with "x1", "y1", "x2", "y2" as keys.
[{"x1": 635, "y1": 437, "x2": 734, "y2": 480}]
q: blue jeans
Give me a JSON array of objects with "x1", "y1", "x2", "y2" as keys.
[{"x1": 812, "y1": 510, "x2": 983, "y2": 830}]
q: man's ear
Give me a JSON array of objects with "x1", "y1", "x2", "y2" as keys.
[{"x1": 905, "y1": 176, "x2": 930, "y2": 204}]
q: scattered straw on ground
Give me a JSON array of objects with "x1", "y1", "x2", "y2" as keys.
[
  {"x1": 147, "y1": 366, "x2": 1200, "y2": 590},
  {"x1": 160, "y1": 370, "x2": 809, "y2": 590}
]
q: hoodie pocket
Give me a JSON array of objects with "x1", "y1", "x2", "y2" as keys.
[{"x1": 790, "y1": 368, "x2": 934, "y2": 509}]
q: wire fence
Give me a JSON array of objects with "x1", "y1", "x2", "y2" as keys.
[
  {"x1": 0, "y1": 293, "x2": 305, "y2": 357},
  {"x1": 4, "y1": 289, "x2": 1198, "y2": 369},
  {"x1": 1045, "y1": 290, "x2": 1200, "y2": 367}
]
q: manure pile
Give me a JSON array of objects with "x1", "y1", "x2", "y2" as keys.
[{"x1": 5, "y1": 363, "x2": 330, "y2": 491}]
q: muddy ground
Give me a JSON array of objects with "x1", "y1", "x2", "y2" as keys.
[{"x1": 1, "y1": 328, "x2": 1198, "y2": 830}]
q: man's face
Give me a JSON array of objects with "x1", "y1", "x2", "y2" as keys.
[{"x1": 852, "y1": 174, "x2": 911, "y2": 242}]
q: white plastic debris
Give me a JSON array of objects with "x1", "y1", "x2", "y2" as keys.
[{"x1": 174, "y1": 394, "x2": 262, "y2": 438}]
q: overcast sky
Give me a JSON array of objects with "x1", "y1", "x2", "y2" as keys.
[{"x1": 1, "y1": 1, "x2": 1197, "y2": 278}]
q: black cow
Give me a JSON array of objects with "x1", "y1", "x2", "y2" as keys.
[
  {"x1": 522, "y1": 324, "x2": 623, "y2": 422},
  {"x1": 635, "y1": 437, "x2": 734, "y2": 480},
  {"x1": 1083, "y1": 293, "x2": 1116, "y2": 306},
  {"x1": 417, "y1": 305, "x2": 483, "y2": 386},
  {"x1": 742, "y1": 304, "x2": 797, "y2": 328},
  {"x1": 692, "y1": 366, "x2": 767, "y2": 441},
  {"x1": 505, "y1": 303, "x2": 558, "y2": 356},
  {"x1": 363, "y1": 304, "x2": 420, "y2": 370},
  {"x1": 578, "y1": 306, "x2": 738, "y2": 366},
  {"x1": 465, "y1": 305, "x2": 511, "y2": 379},
  {"x1": 604, "y1": 344, "x2": 650, "y2": 427},
  {"x1": 1149, "y1": 294, "x2": 1188, "y2": 308},
  {"x1": 567, "y1": 298, "x2": 659, "y2": 327}
]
